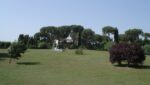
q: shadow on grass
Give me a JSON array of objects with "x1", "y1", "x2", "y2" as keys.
[
  {"x1": 0, "y1": 53, "x2": 10, "y2": 61},
  {"x1": 131, "y1": 65, "x2": 150, "y2": 69},
  {"x1": 114, "y1": 64, "x2": 150, "y2": 69},
  {"x1": 17, "y1": 62, "x2": 41, "y2": 65}
]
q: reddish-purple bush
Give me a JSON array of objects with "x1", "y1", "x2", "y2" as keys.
[{"x1": 109, "y1": 43, "x2": 145, "y2": 66}]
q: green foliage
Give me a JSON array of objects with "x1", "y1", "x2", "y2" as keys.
[
  {"x1": 71, "y1": 25, "x2": 84, "y2": 47},
  {"x1": 102, "y1": 26, "x2": 115, "y2": 36},
  {"x1": 144, "y1": 45, "x2": 150, "y2": 55},
  {"x1": 18, "y1": 34, "x2": 30, "y2": 45},
  {"x1": 102, "y1": 26, "x2": 119, "y2": 43},
  {"x1": 114, "y1": 28, "x2": 119, "y2": 43},
  {"x1": 104, "y1": 42, "x2": 114, "y2": 51},
  {"x1": 125, "y1": 29, "x2": 143, "y2": 42},
  {"x1": 75, "y1": 48, "x2": 84, "y2": 55},
  {"x1": 94, "y1": 34, "x2": 103, "y2": 42},
  {"x1": 38, "y1": 42, "x2": 50, "y2": 49},
  {"x1": 82, "y1": 29, "x2": 95, "y2": 40},
  {"x1": 0, "y1": 41, "x2": 11, "y2": 49},
  {"x1": 8, "y1": 42, "x2": 27, "y2": 63}
]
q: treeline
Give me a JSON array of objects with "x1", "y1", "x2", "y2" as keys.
[
  {"x1": 16, "y1": 25, "x2": 150, "y2": 50},
  {"x1": 0, "y1": 41, "x2": 11, "y2": 49}
]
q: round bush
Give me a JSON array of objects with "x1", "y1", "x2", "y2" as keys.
[
  {"x1": 75, "y1": 48, "x2": 83, "y2": 55},
  {"x1": 144, "y1": 45, "x2": 150, "y2": 55},
  {"x1": 38, "y1": 42, "x2": 50, "y2": 49},
  {"x1": 109, "y1": 43, "x2": 145, "y2": 66}
]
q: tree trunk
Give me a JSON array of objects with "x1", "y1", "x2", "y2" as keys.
[{"x1": 78, "y1": 32, "x2": 81, "y2": 48}]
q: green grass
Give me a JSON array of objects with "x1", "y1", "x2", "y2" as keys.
[{"x1": 0, "y1": 49, "x2": 150, "y2": 85}]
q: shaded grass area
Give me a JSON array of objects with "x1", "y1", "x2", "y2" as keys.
[{"x1": 0, "y1": 49, "x2": 150, "y2": 85}]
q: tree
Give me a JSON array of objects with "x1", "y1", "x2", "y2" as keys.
[
  {"x1": 28, "y1": 37, "x2": 36, "y2": 48},
  {"x1": 34, "y1": 32, "x2": 42, "y2": 48},
  {"x1": 143, "y1": 33, "x2": 150, "y2": 40},
  {"x1": 125, "y1": 29, "x2": 143, "y2": 42},
  {"x1": 82, "y1": 29, "x2": 95, "y2": 49},
  {"x1": 102, "y1": 26, "x2": 119, "y2": 43},
  {"x1": 94, "y1": 34, "x2": 103, "y2": 42},
  {"x1": 71, "y1": 25, "x2": 84, "y2": 47},
  {"x1": 18, "y1": 34, "x2": 30, "y2": 46},
  {"x1": 8, "y1": 42, "x2": 27, "y2": 64},
  {"x1": 57, "y1": 26, "x2": 71, "y2": 39},
  {"x1": 82, "y1": 29, "x2": 95, "y2": 41},
  {"x1": 40, "y1": 26, "x2": 58, "y2": 41},
  {"x1": 143, "y1": 33, "x2": 150, "y2": 45},
  {"x1": 0, "y1": 41, "x2": 11, "y2": 49},
  {"x1": 119, "y1": 34, "x2": 126, "y2": 42},
  {"x1": 102, "y1": 26, "x2": 115, "y2": 37},
  {"x1": 114, "y1": 28, "x2": 119, "y2": 43}
]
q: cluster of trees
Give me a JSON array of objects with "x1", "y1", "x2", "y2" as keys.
[
  {"x1": 16, "y1": 25, "x2": 150, "y2": 51},
  {"x1": 18, "y1": 25, "x2": 108, "y2": 50}
]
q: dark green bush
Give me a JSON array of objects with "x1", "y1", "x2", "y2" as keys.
[
  {"x1": 75, "y1": 48, "x2": 83, "y2": 55},
  {"x1": 109, "y1": 43, "x2": 145, "y2": 66},
  {"x1": 0, "y1": 41, "x2": 11, "y2": 49},
  {"x1": 144, "y1": 45, "x2": 150, "y2": 55},
  {"x1": 38, "y1": 42, "x2": 50, "y2": 49}
]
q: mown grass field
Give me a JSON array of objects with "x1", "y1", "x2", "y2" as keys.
[{"x1": 0, "y1": 49, "x2": 150, "y2": 85}]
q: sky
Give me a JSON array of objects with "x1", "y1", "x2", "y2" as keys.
[{"x1": 0, "y1": 0, "x2": 150, "y2": 41}]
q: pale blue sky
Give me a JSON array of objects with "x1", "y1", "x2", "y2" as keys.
[{"x1": 0, "y1": 0, "x2": 150, "y2": 41}]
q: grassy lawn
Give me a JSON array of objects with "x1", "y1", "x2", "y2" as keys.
[{"x1": 0, "y1": 49, "x2": 150, "y2": 85}]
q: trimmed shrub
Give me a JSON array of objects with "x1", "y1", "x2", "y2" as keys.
[
  {"x1": 38, "y1": 42, "x2": 50, "y2": 49},
  {"x1": 144, "y1": 45, "x2": 150, "y2": 55},
  {"x1": 109, "y1": 43, "x2": 145, "y2": 66},
  {"x1": 75, "y1": 48, "x2": 83, "y2": 55}
]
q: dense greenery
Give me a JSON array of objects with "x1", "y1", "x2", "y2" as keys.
[
  {"x1": 144, "y1": 45, "x2": 150, "y2": 55},
  {"x1": 0, "y1": 41, "x2": 11, "y2": 49},
  {"x1": 38, "y1": 42, "x2": 50, "y2": 49},
  {"x1": 109, "y1": 43, "x2": 145, "y2": 66},
  {"x1": 14, "y1": 25, "x2": 150, "y2": 50}
]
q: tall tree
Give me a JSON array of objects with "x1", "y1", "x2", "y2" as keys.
[
  {"x1": 125, "y1": 29, "x2": 143, "y2": 42},
  {"x1": 82, "y1": 29, "x2": 95, "y2": 42},
  {"x1": 102, "y1": 26, "x2": 119, "y2": 43},
  {"x1": 114, "y1": 28, "x2": 119, "y2": 43},
  {"x1": 40, "y1": 26, "x2": 58, "y2": 42},
  {"x1": 71, "y1": 25, "x2": 84, "y2": 47},
  {"x1": 102, "y1": 26, "x2": 115, "y2": 37}
]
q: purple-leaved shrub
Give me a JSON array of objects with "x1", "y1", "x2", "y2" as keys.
[{"x1": 109, "y1": 43, "x2": 145, "y2": 66}]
